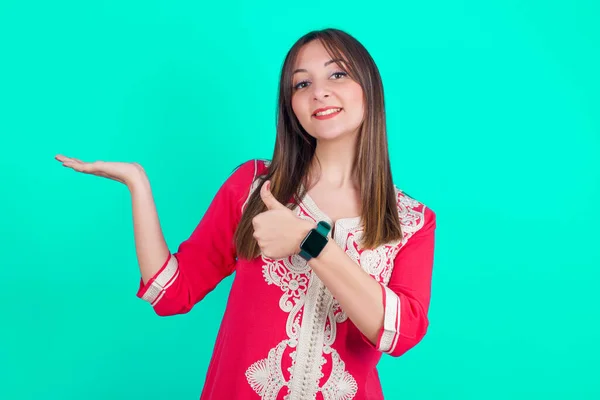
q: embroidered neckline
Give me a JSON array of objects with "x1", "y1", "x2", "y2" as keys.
[{"x1": 298, "y1": 184, "x2": 362, "y2": 233}]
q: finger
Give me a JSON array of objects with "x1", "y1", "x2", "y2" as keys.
[
  {"x1": 56, "y1": 155, "x2": 77, "y2": 164},
  {"x1": 260, "y1": 180, "x2": 286, "y2": 211},
  {"x1": 58, "y1": 155, "x2": 83, "y2": 162},
  {"x1": 66, "y1": 162, "x2": 89, "y2": 173},
  {"x1": 64, "y1": 160, "x2": 95, "y2": 173}
]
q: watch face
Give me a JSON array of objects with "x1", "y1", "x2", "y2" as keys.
[{"x1": 301, "y1": 229, "x2": 328, "y2": 256}]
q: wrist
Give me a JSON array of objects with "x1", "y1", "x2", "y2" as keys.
[
  {"x1": 316, "y1": 237, "x2": 334, "y2": 260},
  {"x1": 126, "y1": 168, "x2": 150, "y2": 191}
]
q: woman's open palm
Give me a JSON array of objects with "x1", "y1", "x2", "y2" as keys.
[{"x1": 55, "y1": 154, "x2": 144, "y2": 187}]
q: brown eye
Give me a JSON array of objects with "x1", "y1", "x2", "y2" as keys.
[
  {"x1": 293, "y1": 71, "x2": 347, "y2": 91},
  {"x1": 294, "y1": 80, "x2": 309, "y2": 90}
]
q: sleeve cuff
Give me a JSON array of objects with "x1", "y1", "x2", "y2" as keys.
[
  {"x1": 360, "y1": 283, "x2": 402, "y2": 354},
  {"x1": 378, "y1": 285, "x2": 401, "y2": 353},
  {"x1": 136, "y1": 254, "x2": 179, "y2": 306}
]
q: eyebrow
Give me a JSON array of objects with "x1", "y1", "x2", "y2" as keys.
[{"x1": 292, "y1": 58, "x2": 346, "y2": 75}]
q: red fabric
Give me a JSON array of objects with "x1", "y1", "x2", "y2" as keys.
[{"x1": 136, "y1": 159, "x2": 436, "y2": 400}]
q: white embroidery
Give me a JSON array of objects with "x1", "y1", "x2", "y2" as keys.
[
  {"x1": 141, "y1": 255, "x2": 179, "y2": 306},
  {"x1": 343, "y1": 188, "x2": 426, "y2": 285},
  {"x1": 331, "y1": 298, "x2": 348, "y2": 324},
  {"x1": 287, "y1": 273, "x2": 333, "y2": 399},
  {"x1": 245, "y1": 168, "x2": 427, "y2": 399},
  {"x1": 397, "y1": 191, "x2": 426, "y2": 239},
  {"x1": 246, "y1": 196, "x2": 360, "y2": 399},
  {"x1": 322, "y1": 350, "x2": 359, "y2": 400},
  {"x1": 379, "y1": 286, "x2": 401, "y2": 352},
  {"x1": 245, "y1": 340, "x2": 288, "y2": 399},
  {"x1": 262, "y1": 255, "x2": 311, "y2": 348}
]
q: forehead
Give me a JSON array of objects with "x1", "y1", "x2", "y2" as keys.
[{"x1": 293, "y1": 40, "x2": 335, "y2": 69}]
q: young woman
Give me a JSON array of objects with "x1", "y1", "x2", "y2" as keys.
[{"x1": 56, "y1": 28, "x2": 436, "y2": 400}]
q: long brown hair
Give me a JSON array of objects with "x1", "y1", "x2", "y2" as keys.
[{"x1": 234, "y1": 28, "x2": 403, "y2": 260}]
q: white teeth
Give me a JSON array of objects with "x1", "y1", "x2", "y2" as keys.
[{"x1": 315, "y1": 108, "x2": 341, "y2": 116}]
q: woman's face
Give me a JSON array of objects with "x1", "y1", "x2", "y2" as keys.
[{"x1": 291, "y1": 40, "x2": 365, "y2": 142}]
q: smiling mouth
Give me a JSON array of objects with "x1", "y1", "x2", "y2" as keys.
[{"x1": 313, "y1": 108, "x2": 343, "y2": 118}]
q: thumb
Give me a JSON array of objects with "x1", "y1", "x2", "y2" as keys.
[{"x1": 260, "y1": 180, "x2": 286, "y2": 210}]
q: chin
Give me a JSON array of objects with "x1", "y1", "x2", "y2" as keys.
[{"x1": 308, "y1": 126, "x2": 360, "y2": 141}]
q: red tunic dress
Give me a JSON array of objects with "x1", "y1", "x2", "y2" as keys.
[{"x1": 137, "y1": 159, "x2": 436, "y2": 399}]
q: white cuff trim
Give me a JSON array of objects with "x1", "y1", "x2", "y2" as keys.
[
  {"x1": 379, "y1": 286, "x2": 401, "y2": 353},
  {"x1": 142, "y1": 256, "x2": 179, "y2": 306}
]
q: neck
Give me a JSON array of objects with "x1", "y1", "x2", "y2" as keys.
[{"x1": 308, "y1": 133, "x2": 358, "y2": 190}]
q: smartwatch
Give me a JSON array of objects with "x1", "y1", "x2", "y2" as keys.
[{"x1": 299, "y1": 221, "x2": 332, "y2": 261}]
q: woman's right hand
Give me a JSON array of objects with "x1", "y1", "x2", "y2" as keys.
[
  {"x1": 55, "y1": 154, "x2": 146, "y2": 188},
  {"x1": 56, "y1": 153, "x2": 170, "y2": 287}
]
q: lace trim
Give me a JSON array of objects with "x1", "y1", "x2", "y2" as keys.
[
  {"x1": 245, "y1": 340, "x2": 288, "y2": 399},
  {"x1": 379, "y1": 286, "x2": 401, "y2": 352},
  {"x1": 141, "y1": 255, "x2": 179, "y2": 306}
]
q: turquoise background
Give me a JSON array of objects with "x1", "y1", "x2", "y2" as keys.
[{"x1": 1, "y1": 1, "x2": 598, "y2": 399}]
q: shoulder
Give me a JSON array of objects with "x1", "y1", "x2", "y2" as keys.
[
  {"x1": 228, "y1": 159, "x2": 271, "y2": 180},
  {"x1": 224, "y1": 159, "x2": 271, "y2": 189},
  {"x1": 393, "y1": 185, "x2": 436, "y2": 241},
  {"x1": 222, "y1": 159, "x2": 271, "y2": 212}
]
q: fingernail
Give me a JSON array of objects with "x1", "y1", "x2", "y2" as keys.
[{"x1": 266, "y1": 181, "x2": 271, "y2": 191}]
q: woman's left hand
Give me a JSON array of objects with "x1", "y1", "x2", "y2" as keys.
[{"x1": 252, "y1": 180, "x2": 314, "y2": 259}]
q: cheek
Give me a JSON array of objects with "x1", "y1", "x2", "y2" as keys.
[
  {"x1": 291, "y1": 95, "x2": 309, "y2": 121},
  {"x1": 346, "y1": 84, "x2": 364, "y2": 110},
  {"x1": 291, "y1": 96, "x2": 301, "y2": 118}
]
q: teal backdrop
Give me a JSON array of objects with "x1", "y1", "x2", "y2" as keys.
[{"x1": 1, "y1": 1, "x2": 598, "y2": 399}]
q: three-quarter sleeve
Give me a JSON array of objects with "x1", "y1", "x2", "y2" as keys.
[
  {"x1": 363, "y1": 206, "x2": 437, "y2": 357},
  {"x1": 136, "y1": 159, "x2": 259, "y2": 316}
]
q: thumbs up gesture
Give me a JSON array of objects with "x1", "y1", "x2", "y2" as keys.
[{"x1": 252, "y1": 180, "x2": 315, "y2": 259}]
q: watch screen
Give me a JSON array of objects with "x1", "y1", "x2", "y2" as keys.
[{"x1": 302, "y1": 230, "x2": 328, "y2": 255}]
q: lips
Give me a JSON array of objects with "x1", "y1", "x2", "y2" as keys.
[
  {"x1": 312, "y1": 106, "x2": 343, "y2": 116},
  {"x1": 313, "y1": 108, "x2": 342, "y2": 120}
]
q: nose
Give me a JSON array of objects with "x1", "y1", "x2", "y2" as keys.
[{"x1": 311, "y1": 81, "x2": 331, "y2": 101}]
